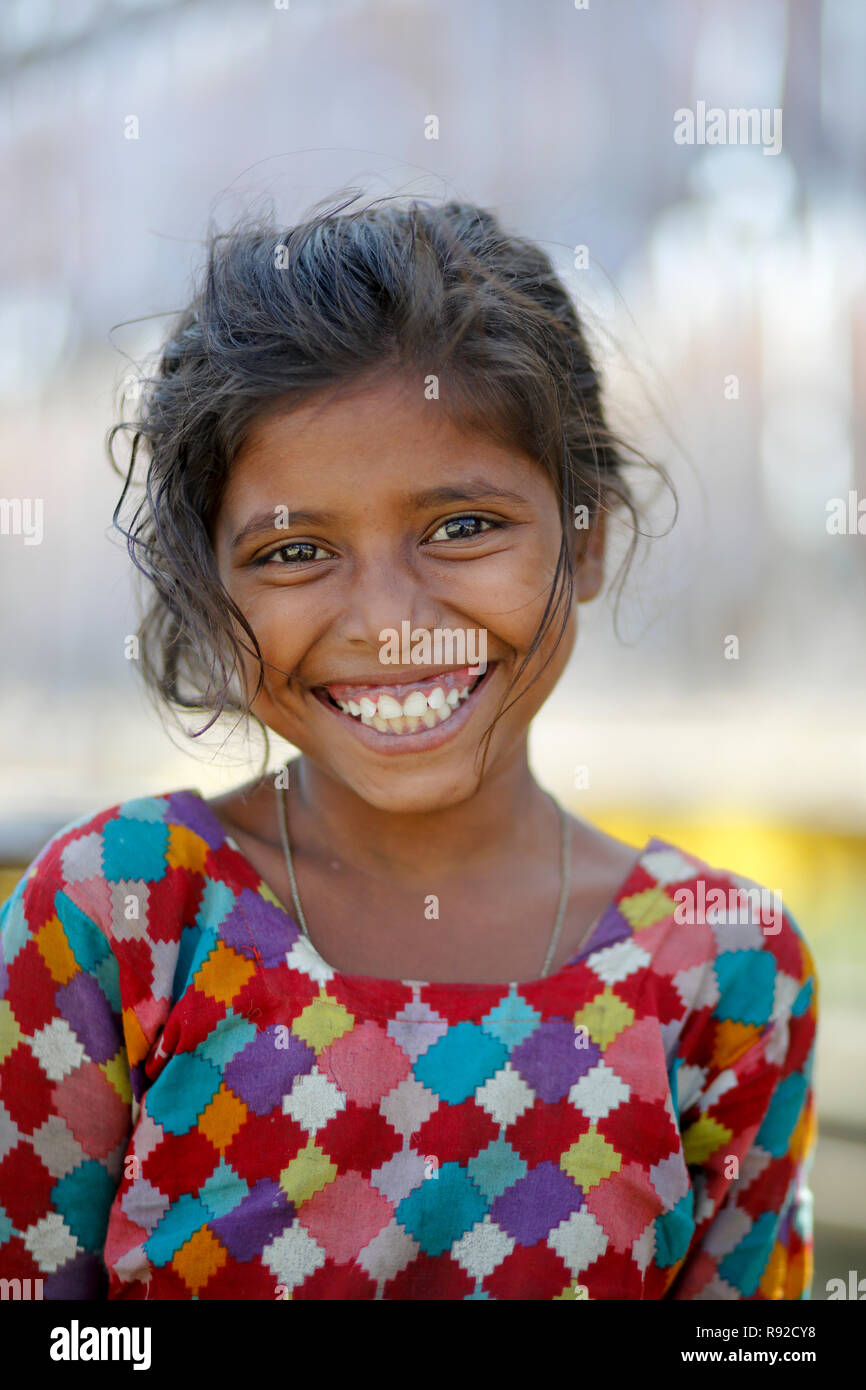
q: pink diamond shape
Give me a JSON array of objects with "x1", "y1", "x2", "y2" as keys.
[
  {"x1": 319, "y1": 1019, "x2": 410, "y2": 1107},
  {"x1": 298, "y1": 1171, "x2": 394, "y2": 1264},
  {"x1": 584, "y1": 1158, "x2": 663, "y2": 1250}
]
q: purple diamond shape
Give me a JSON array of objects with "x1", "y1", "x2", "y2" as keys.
[
  {"x1": 491, "y1": 1161, "x2": 584, "y2": 1245},
  {"x1": 164, "y1": 791, "x2": 226, "y2": 850},
  {"x1": 210, "y1": 1179, "x2": 294, "y2": 1260},
  {"x1": 511, "y1": 1018, "x2": 601, "y2": 1102},
  {"x1": 224, "y1": 1026, "x2": 314, "y2": 1115},
  {"x1": 56, "y1": 971, "x2": 121, "y2": 1064},
  {"x1": 221, "y1": 889, "x2": 298, "y2": 965}
]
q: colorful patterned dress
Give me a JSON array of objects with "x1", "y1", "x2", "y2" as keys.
[{"x1": 0, "y1": 789, "x2": 817, "y2": 1299}]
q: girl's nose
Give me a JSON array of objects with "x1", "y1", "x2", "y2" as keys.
[{"x1": 337, "y1": 560, "x2": 442, "y2": 653}]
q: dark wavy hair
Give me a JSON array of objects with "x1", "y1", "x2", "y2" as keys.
[{"x1": 109, "y1": 190, "x2": 674, "y2": 775}]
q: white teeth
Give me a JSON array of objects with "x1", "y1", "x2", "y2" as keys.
[
  {"x1": 402, "y1": 690, "x2": 428, "y2": 716},
  {"x1": 377, "y1": 693, "x2": 403, "y2": 719},
  {"x1": 329, "y1": 670, "x2": 484, "y2": 735}
]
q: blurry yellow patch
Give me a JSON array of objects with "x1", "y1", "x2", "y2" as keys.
[
  {"x1": 279, "y1": 1139, "x2": 338, "y2": 1206},
  {"x1": 574, "y1": 987, "x2": 634, "y2": 1048},
  {"x1": 561, "y1": 1125, "x2": 622, "y2": 1189},
  {"x1": 101, "y1": 1049, "x2": 133, "y2": 1104},
  {"x1": 682, "y1": 1114, "x2": 733, "y2": 1165},
  {"x1": 0, "y1": 999, "x2": 24, "y2": 1064},
  {"x1": 292, "y1": 990, "x2": 355, "y2": 1054}
]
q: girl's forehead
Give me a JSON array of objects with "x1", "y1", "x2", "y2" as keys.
[{"x1": 229, "y1": 379, "x2": 541, "y2": 487}]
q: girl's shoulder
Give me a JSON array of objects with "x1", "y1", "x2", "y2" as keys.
[
  {"x1": 629, "y1": 837, "x2": 817, "y2": 1034},
  {"x1": 0, "y1": 788, "x2": 241, "y2": 948}
]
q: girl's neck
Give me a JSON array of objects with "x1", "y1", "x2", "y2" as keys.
[{"x1": 287, "y1": 750, "x2": 557, "y2": 887}]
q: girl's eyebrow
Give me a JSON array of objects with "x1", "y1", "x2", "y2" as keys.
[{"x1": 230, "y1": 479, "x2": 530, "y2": 549}]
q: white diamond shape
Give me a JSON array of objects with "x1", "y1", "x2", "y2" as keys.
[
  {"x1": 702, "y1": 1067, "x2": 739, "y2": 1109},
  {"x1": 150, "y1": 938, "x2": 177, "y2": 1003},
  {"x1": 649, "y1": 1151, "x2": 690, "y2": 1207},
  {"x1": 674, "y1": 962, "x2": 719, "y2": 1013},
  {"x1": 28, "y1": 1018, "x2": 85, "y2": 1082},
  {"x1": 282, "y1": 1069, "x2": 345, "y2": 1133},
  {"x1": 23, "y1": 1212, "x2": 80, "y2": 1272},
  {"x1": 588, "y1": 940, "x2": 652, "y2": 986},
  {"x1": 369, "y1": 1147, "x2": 426, "y2": 1207},
  {"x1": 285, "y1": 936, "x2": 335, "y2": 985},
  {"x1": 548, "y1": 1206, "x2": 609, "y2": 1275},
  {"x1": 379, "y1": 1073, "x2": 439, "y2": 1138},
  {"x1": 703, "y1": 1206, "x2": 754, "y2": 1258},
  {"x1": 0, "y1": 1100, "x2": 17, "y2": 1163},
  {"x1": 475, "y1": 1062, "x2": 535, "y2": 1127},
  {"x1": 568, "y1": 1060, "x2": 630, "y2": 1122},
  {"x1": 110, "y1": 880, "x2": 151, "y2": 940},
  {"x1": 631, "y1": 1216, "x2": 656, "y2": 1274},
  {"x1": 30, "y1": 1115, "x2": 87, "y2": 1179},
  {"x1": 357, "y1": 1214, "x2": 420, "y2": 1287},
  {"x1": 121, "y1": 1177, "x2": 170, "y2": 1236},
  {"x1": 263, "y1": 1221, "x2": 326, "y2": 1291},
  {"x1": 60, "y1": 832, "x2": 103, "y2": 883},
  {"x1": 387, "y1": 998, "x2": 448, "y2": 1063},
  {"x1": 711, "y1": 918, "x2": 764, "y2": 951},
  {"x1": 772, "y1": 971, "x2": 801, "y2": 1022},
  {"x1": 451, "y1": 1216, "x2": 515, "y2": 1281},
  {"x1": 640, "y1": 849, "x2": 697, "y2": 885},
  {"x1": 676, "y1": 1062, "x2": 707, "y2": 1115}
]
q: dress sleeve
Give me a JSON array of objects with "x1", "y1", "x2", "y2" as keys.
[
  {"x1": 668, "y1": 916, "x2": 818, "y2": 1300},
  {"x1": 0, "y1": 837, "x2": 131, "y2": 1298}
]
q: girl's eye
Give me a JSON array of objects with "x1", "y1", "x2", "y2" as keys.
[
  {"x1": 427, "y1": 515, "x2": 499, "y2": 542},
  {"x1": 256, "y1": 541, "x2": 330, "y2": 566}
]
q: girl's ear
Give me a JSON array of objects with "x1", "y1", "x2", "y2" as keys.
[{"x1": 574, "y1": 508, "x2": 606, "y2": 602}]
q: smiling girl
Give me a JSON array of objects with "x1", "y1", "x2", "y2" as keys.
[{"x1": 0, "y1": 195, "x2": 817, "y2": 1300}]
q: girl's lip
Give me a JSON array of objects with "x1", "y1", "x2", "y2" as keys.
[{"x1": 309, "y1": 662, "x2": 499, "y2": 755}]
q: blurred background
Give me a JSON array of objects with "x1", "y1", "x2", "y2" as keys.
[{"x1": 0, "y1": 0, "x2": 863, "y2": 1297}]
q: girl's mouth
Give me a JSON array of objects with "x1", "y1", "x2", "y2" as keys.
[{"x1": 310, "y1": 662, "x2": 495, "y2": 741}]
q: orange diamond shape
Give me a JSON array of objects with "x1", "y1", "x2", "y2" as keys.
[
  {"x1": 199, "y1": 1084, "x2": 248, "y2": 1152},
  {"x1": 172, "y1": 1226, "x2": 228, "y2": 1295},
  {"x1": 193, "y1": 940, "x2": 256, "y2": 1005}
]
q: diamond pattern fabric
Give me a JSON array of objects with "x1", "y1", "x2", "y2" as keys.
[{"x1": 0, "y1": 790, "x2": 817, "y2": 1299}]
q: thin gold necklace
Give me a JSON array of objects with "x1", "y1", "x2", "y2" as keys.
[{"x1": 275, "y1": 768, "x2": 572, "y2": 979}]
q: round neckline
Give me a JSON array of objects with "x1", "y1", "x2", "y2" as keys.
[{"x1": 179, "y1": 787, "x2": 653, "y2": 990}]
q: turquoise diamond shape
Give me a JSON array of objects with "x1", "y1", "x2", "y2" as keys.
[
  {"x1": 396, "y1": 1161, "x2": 488, "y2": 1256},
  {"x1": 468, "y1": 1137, "x2": 527, "y2": 1201},
  {"x1": 413, "y1": 1020, "x2": 509, "y2": 1104},
  {"x1": 481, "y1": 987, "x2": 542, "y2": 1050}
]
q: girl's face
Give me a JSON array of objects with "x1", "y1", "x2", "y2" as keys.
[{"x1": 213, "y1": 372, "x2": 605, "y2": 814}]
